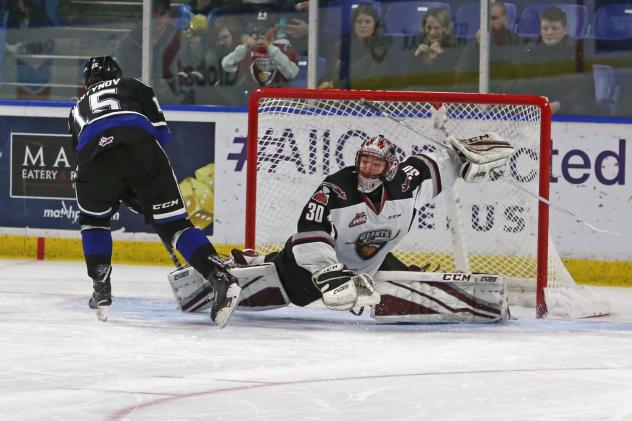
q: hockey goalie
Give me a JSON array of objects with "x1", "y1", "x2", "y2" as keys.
[{"x1": 170, "y1": 133, "x2": 514, "y2": 323}]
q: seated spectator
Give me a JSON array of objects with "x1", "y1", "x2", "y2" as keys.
[
  {"x1": 515, "y1": 6, "x2": 593, "y2": 114},
  {"x1": 221, "y1": 21, "x2": 299, "y2": 91},
  {"x1": 207, "y1": 18, "x2": 239, "y2": 85},
  {"x1": 414, "y1": 8, "x2": 457, "y2": 65},
  {"x1": 399, "y1": 7, "x2": 459, "y2": 91},
  {"x1": 321, "y1": 2, "x2": 391, "y2": 89},
  {"x1": 116, "y1": 0, "x2": 181, "y2": 100},
  {"x1": 455, "y1": 2, "x2": 520, "y2": 92}
]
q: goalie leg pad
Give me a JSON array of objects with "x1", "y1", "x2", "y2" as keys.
[
  {"x1": 229, "y1": 263, "x2": 290, "y2": 311},
  {"x1": 168, "y1": 265, "x2": 214, "y2": 312},
  {"x1": 371, "y1": 271, "x2": 509, "y2": 323}
]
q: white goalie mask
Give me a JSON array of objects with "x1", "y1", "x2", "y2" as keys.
[{"x1": 355, "y1": 135, "x2": 399, "y2": 193}]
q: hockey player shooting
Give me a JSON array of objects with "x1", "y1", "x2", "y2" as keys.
[
  {"x1": 172, "y1": 131, "x2": 514, "y2": 322},
  {"x1": 68, "y1": 56, "x2": 241, "y2": 327}
]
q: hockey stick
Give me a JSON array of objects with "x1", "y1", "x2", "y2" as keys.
[
  {"x1": 161, "y1": 239, "x2": 183, "y2": 268},
  {"x1": 360, "y1": 99, "x2": 621, "y2": 236}
]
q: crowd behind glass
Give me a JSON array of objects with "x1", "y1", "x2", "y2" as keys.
[{"x1": 1, "y1": 0, "x2": 631, "y2": 116}]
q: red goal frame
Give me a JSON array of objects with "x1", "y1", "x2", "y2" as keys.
[{"x1": 246, "y1": 88, "x2": 552, "y2": 317}]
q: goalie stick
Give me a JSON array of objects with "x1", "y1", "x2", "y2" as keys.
[{"x1": 360, "y1": 99, "x2": 621, "y2": 237}]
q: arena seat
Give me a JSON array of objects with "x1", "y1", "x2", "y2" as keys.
[
  {"x1": 592, "y1": 64, "x2": 620, "y2": 116},
  {"x1": 517, "y1": 4, "x2": 588, "y2": 40},
  {"x1": 382, "y1": 2, "x2": 450, "y2": 35},
  {"x1": 290, "y1": 56, "x2": 327, "y2": 88},
  {"x1": 589, "y1": 4, "x2": 632, "y2": 40},
  {"x1": 454, "y1": 2, "x2": 517, "y2": 39}
]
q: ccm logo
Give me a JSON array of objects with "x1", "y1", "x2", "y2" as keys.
[
  {"x1": 152, "y1": 199, "x2": 179, "y2": 210},
  {"x1": 442, "y1": 273, "x2": 471, "y2": 282},
  {"x1": 332, "y1": 283, "x2": 350, "y2": 295},
  {"x1": 174, "y1": 270, "x2": 190, "y2": 280}
]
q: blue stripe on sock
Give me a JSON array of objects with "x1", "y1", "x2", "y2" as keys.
[
  {"x1": 82, "y1": 229, "x2": 113, "y2": 256},
  {"x1": 175, "y1": 228, "x2": 209, "y2": 262}
]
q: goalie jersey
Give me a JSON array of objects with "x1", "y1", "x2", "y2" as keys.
[
  {"x1": 68, "y1": 78, "x2": 170, "y2": 164},
  {"x1": 291, "y1": 150, "x2": 460, "y2": 277}
]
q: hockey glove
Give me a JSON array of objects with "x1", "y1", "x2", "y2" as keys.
[
  {"x1": 312, "y1": 264, "x2": 380, "y2": 311},
  {"x1": 448, "y1": 132, "x2": 515, "y2": 183}
]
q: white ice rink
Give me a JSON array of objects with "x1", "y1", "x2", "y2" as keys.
[{"x1": 1, "y1": 258, "x2": 632, "y2": 421}]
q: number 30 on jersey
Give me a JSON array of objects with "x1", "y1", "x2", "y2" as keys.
[{"x1": 305, "y1": 202, "x2": 324, "y2": 223}]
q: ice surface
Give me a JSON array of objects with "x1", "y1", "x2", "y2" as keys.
[{"x1": 1, "y1": 259, "x2": 632, "y2": 421}]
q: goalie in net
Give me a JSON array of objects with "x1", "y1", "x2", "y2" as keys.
[{"x1": 223, "y1": 132, "x2": 515, "y2": 322}]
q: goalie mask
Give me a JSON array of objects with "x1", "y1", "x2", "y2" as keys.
[
  {"x1": 355, "y1": 135, "x2": 399, "y2": 193},
  {"x1": 83, "y1": 56, "x2": 122, "y2": 88}
]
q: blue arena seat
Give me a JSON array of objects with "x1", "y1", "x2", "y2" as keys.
[
  {"x1": 517, "y1": 4, "x2": 588, "y2": 40},
  {"x1": 46, "y1": 0, "x2": 61, "y2": 26},
  {"x1": 290, "y1": 56, "x2": 327, "y2": 88},
  {"x1": 590, "y1": 4, "x2": 632, "y2": 40},
  {"x1": 382, "y1": 2, "x2": 451, "y2": 35},
  {"x1": 592, "y1": 64, "x2": 620, "y2": 116},
  {"x1": 454, "y1": 2, "x2": 517, "y2": 39}
]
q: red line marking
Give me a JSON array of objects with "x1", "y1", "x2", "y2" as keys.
[
  {"x1": 108, "y1": 367, "x2": 632, "y2": 420},
  {"x1": 36, "y1": 237, "x2": 45, "y2": 260}
]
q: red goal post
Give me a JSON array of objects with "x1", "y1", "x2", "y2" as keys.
[{"x1": 246, "y1": 88, "x2": 608, "y2": 319}]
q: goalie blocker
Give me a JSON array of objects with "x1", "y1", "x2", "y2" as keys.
[{"x1": 169, "y1": 264, "x2": 509, "y2": 323}]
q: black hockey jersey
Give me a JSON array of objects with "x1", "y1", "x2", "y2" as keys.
[
  {"x1": 68, "y1": 78, "x2": 170, "y2": 164},
  {"x1": 291, "y1": 150, "x2": 461, "y2": 276}
]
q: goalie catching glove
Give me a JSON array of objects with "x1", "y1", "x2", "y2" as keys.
[
  {"x1": 312, "y1": 263, "x2": 380, "y2": 311},
  {"x1": 448, "y1": 132, "x2": 515, "y2": 183}
]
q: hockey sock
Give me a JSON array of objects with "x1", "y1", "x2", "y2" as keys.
[
  {"x1": 175, "y1": 227, "x2": 218, "y2": 276},
  {"x1": 81, "y1": 228, "x2": 113, "y2": 277}
]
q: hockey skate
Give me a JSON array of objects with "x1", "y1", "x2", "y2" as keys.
[
  {"x1": 207, "y1": 263, "x2": 241, "y2": 328},
  {"x1": 230, "y1": 248, "x2": 265, "y2": 266},
  {"x1": 89, "y1": 277, "x2": 112, "y2": 322}
]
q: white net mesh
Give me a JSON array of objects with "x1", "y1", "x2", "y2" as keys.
[{"x1": 249, "y1": 92, "x2": 610, "y2": 318}]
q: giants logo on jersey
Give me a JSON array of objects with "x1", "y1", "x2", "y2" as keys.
[
  {"x1": 349, "y1": 211, "x2": 367, "y2": 228},
  {"x1": 354, "y1": 229, "x2": 395, "y2": 260},
  {"x1": 311, "y1": 186, "x2": 330, "y2": 205}
]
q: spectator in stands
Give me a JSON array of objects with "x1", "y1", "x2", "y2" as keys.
[
  {"x1": 516, "y1": 6, "x2": 593, "y2": 114},
  {"x1": 403, "y1": 7, "x2": 458, "y2": 91},
  {"x1": 175, "y1": 13, "x2": 211, "y2": 104},
  {"x1": 320, "y1": 2, "x2": 390, "y2": 89},
  {"x1": 3, "y1": 0, "x2": 56, "y2": 99},
  {"x1": 207, "y1": 17, "x2": 239, "y2": 85},
  {"x1": 414, "y1": 8, "x2": 456, "y2": 65},
  {"x1": 455, "y1": 2, "x2": 520, "y2": 92},
  {"x1": 220, "y1": 17, "x2": 299, "y2": 92},
  {"x1": 116, "y1": 0, "x2": 181, "y2": 100},
  {"x1": 186, "y1": 0, "x2": 221, "y2": 17}
]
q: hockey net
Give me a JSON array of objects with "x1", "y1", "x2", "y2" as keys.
[{"x1": 246, "y1": 88, "x2": 610, "y2": 319}]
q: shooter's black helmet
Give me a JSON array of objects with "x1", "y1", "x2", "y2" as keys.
[{"x1": 83, "y1": 56, "x2": 122, "y2": 88}]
